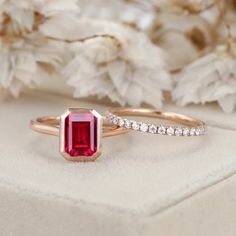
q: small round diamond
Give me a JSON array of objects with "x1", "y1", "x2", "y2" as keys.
[
  {"x1": 175, "y1": 128, "x2": 183, "y2": 136},
  {"x1": 118, "y1": 118, "x2": 125, "y2": 127},
  {"x1": 183, "y1": 128, "x2": 190, "y2": 136},
  {"x1": 158, "y1": 126, "x2": 166, "y2": 135},
  {"x1": 167, "y1": 127, "x2": 175, "y2": 136},
  {"x1": 107, "y1": 114, "x2": 113, "y2": 122},
  {"x1": 124, "y1": 119, "x2": 131, "y2": 129},
  {"x1": 195, "y1": 128, "x2": 201, "y2": 136},
  {"x1": 190, "y1": 128, "x2": 196, "y2": 136},
  {"x1": 112, "y1": 117, "x2": 119, "y2": 125},
  {"x1": 140, "y1": 123, "x2": 149, "y2": 132},
  {"x1": 149, "y1": 124, "x2": 157, "y2": 133},
  {"x1": 131, "y1": 121, "x2": 140, "y2": 130}
]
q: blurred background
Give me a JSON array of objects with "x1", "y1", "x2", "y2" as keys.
[{"x1": 0, "y1": 0, "x2": 236, "y2": 112}]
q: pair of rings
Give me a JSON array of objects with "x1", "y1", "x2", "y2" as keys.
[{"x1": 31, "y1": 107, "x2": 207, "y2": 162}]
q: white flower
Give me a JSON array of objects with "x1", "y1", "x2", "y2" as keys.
[
  {"x1": 0, "y1": 33, "x2": 64, "y2": 97},
  {"x1": 150, "y1": 13, "x2": 214, "y2": 71},
  {"x1": 0, "y1": 0, "x2": 79, "y2": 98},
  {"x1": 173, "y1": 44, "x2": 236, "y2": 113},
  {"x1": 64, "y1": 18, "x2": 171, "y2": 108}
]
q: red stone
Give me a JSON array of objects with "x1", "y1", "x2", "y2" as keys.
[{"x1": 64, "y1": 111, "x2": 97, "y2": 157}]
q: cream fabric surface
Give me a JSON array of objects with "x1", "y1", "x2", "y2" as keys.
[{"x1": 0, "y1": 91, "x2": 236, "y2": 236}]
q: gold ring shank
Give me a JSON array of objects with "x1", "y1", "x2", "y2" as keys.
[{"x1": 30, "y1": 116, "x2": 128, "y2": 137}]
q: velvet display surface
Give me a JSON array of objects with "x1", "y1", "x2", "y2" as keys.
[{"x1": 0, "y1": 91, "x2": 236, "y2": 236}]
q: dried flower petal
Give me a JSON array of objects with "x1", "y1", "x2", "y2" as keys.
[
  {"x1": 173, "y1": 44, "x2": 236, "y2": 113},
  {"x1": 64, "y1": 18, "x2": 171, "y2": 108}
]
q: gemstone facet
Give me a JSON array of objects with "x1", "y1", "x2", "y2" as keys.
[
  {"x1": 158, "y1": 126, "x2": 166, "y2": 135},
  {"x1": 190, "y1": 128, "x2": 196, "y2": 136},
  {"x1": 149, "y1": 124, "x2": 157, "y2": 133},
  {"x1": 131, "y1": 121, "x2": 140, "y2": 130},
  {"x1": 124, "y1": 119, "x2": 131, "y2": 129},
  {"x1": 60, "y1": 109, "x2": 102, "y2": 161},
  {"x1": 119, "y1": 118, "x2": 125, "y2": 127},
  {"x1": 175, "y1": 128, "x2": 183, "y2": 136},
  {"x1": 183, "y1": 128, "x2": 190, "y2": 136},
  {"x1": 167, "y1": 127, "x2": 175, "y2": 136},
  {"x1": 140, "y1": 123, "x2": 149, "y2": 132},
  {"x1": 112, "y1": 117, "x2": 119, "y2": 125}
]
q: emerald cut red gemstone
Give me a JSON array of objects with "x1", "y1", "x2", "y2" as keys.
[{"x1": 64, "y1": 111, "x2": 98, "y2": 157}]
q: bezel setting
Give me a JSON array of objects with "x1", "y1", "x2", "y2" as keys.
[{"x1": 60, "y1": 108, "x2": 102, "y2": 162}]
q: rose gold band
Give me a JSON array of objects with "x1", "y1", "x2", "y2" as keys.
[
  {"x1": 30, "y1": 116, "x2": 129, "y2": 137},
  {"x1": 106, "y1": 108, "x2": 207, "y2": 136}
]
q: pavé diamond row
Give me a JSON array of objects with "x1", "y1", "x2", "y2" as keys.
[{"x1": 106, "y1": 113, "x2": 206, "y2": 136}]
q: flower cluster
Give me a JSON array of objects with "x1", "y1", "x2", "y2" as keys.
[{"x1": 0, "y1": 0, "x2": 79, "y2": 97}]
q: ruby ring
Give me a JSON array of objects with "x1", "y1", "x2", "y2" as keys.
[{"x1": 30, "y1": 108, "x2": 129, "y2": 162}]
